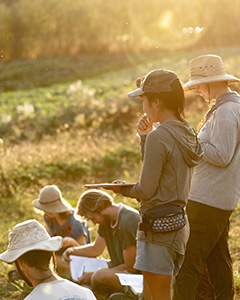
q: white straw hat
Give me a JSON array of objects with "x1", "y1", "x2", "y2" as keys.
[
  {"x1": 32, "y1": 185, "x2": 72, "y2": 213},
  {"x1": 0, "y1": 219, "x2": 62, "y2": 263},
  {"x1": 184, "y1": 54, "x2": 240, "y2": 90}
]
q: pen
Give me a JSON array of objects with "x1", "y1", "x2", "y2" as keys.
[{"x1": 139, "y1": 113, "x2": 147, "y2": 119}]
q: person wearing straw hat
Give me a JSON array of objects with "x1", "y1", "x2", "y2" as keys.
[
  {"x1": 33, "y1": 185, "x2": 90, "y2": 273},
  {"x1": 173, "y1": 54, "x2": 240, "y2": 300},
  {"x1": 0, "y1": 219, "x2": 96, "y2": 300}
]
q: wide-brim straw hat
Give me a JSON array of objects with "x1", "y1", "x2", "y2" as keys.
[
  {"x1": 0, "y1": 219, "x2": 62, "y2": 263},
  {"x1": 33, "y1": 185, "x2": 72, "y2": 213},
  {"x1": 184, "y1": 54, "x2": 240, "y2": 90}
]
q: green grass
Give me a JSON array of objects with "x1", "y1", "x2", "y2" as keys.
[{"x1": 1, "y1": 47, "x2": 240, "y2": 299}]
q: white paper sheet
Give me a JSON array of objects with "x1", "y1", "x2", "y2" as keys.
[
  {"x1": 70, "y1": 255, "x2": 108, "y2": 281},
  {"x1": 115, "y1": 273, "x2": 143, "y2": 294}
]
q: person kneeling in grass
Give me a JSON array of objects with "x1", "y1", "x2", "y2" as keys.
[
  {"x1": 32, "y1": 184, "x2": 91, "y2": 274},
  {"x1": 62, "y1": 189, "x2": 140, "y2": 294}
]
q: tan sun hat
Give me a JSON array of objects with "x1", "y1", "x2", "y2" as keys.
[
  {"x1": 0, "y1": 219, "x2": 62, "y2": 263},
  {"x1": 184, "y1": 54, "x2": 240, "y2": 90},
  {"x1": 32, "y1": 185, "x2": 72, "y2": 213}
]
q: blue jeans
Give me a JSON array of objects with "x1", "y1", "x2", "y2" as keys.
[{"x1": 173, "y1": 200, "x2": 234, "y2": 300}]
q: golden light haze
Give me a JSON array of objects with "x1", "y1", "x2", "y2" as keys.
[{"x1": 0, "y1": 0, "x2": 238, "y2": 61}]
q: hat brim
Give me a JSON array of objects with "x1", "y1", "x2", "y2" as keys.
[
  {"x1": 128, "y1": 88, "x2": 145, "y2": 98},
  {"x1": 0, "y1": 236, "x2": 62, "y2": 263},
  {"x1": 184, "y1": 74, "x2": 240, "y2": 90},
  {"x1": 32, "y1": 197, "x2": 72, "y2": 213}
]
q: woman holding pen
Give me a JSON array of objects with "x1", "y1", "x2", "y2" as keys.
[{"x1": 105, "y1": 69, "x2": 203, "y2": 300}]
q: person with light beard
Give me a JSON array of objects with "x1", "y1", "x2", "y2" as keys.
[{"x1": 62, "y1": 189, "x2": 140, "y2": 294}]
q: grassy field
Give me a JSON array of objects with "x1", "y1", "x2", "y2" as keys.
[{"x1": 1, "y1": 47, "x2": 240, "y2": 299}]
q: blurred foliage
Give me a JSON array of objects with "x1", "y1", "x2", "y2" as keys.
[
  {"x1": 1, "y1": 48, "x2": 240, "y2": 199},
  {"x1": 0, "y1": 144, "x2": 141, "y2": 198},
  {"x1": 0, "y1": 53, "x2": 154, "y2": 92},
  {"x1": 0, "y1": 79, "x2": 140, "y2": 142},
  {"x1": 0, "y1": 262, "x2": 32, "y2": 300},
  {"x1": 1, "y1": 47, "x2": 240, "y2": 144},
  {"x1": 0, "y1": 0, "x2": 239, "y2": 61}
]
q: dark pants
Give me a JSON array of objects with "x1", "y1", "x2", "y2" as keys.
[{"x1": 173, "y1": 200, "x2": 234, "y2": 300}]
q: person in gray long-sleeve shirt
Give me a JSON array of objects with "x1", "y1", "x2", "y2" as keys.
[
  {"x1": 174, "y1": 54, "x2": 240, "y2": 300},
  {"x1": 105, "y1": 69, "x2": 203, "y2": 300}
]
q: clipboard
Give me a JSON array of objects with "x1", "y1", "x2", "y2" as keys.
[{"x1": 84, "y1": 183, "x2": 135, "y2": 188}]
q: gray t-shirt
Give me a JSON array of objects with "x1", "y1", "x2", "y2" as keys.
[{"x1": 98, "y1": 204, "x2": 140, "y2": 267}]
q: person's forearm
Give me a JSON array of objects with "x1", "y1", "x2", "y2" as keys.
[
  {"x1": 200, "y1": 140, "x2": 234, "y2": 167},
  {"x1": 62, "y1": 237, "x2": 81, "y2": 248},
  {"x1": 70, "y1": 243, "x2": 100, "y2": 258},
  {"x1": 111, "y1": 263, "x2": 137, "y2": 273}
]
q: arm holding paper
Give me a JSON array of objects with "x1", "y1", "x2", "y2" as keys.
[
  {"x1": 88, "y1": 244, "x2": 137, "y2": 292},
  {"x1": 70, "y1": 244, "x2": 137, "y2": 289},
  {"x1": 111, "y1": 245, "x2": 137, "y2": 274},
  {"x1": 62, "y1": 235, "x2": 106, "y2": 263},
  {"x1": 63, "y1": 233, "x2": 137, "y2": 291},
  {"x1": 62, "y1": 189, "x2": 140, "y2": 294},
  {"x1": 62, "y1": 235, "x2": 106, "y2": 286}
]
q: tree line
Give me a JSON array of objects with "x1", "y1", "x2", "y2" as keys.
[{"x1": 0, "y1": 0, "x2": 240, "y2": 61}]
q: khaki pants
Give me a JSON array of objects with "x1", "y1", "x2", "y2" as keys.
[{"x1": 173, "y1": 200, "x2": 234, "y2": 300}]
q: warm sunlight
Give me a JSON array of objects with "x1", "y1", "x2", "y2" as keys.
[
  {"x1": 182, "y1": 26, "x2": 204, "y2": 34},
  {"x1": 158, "y1": 10, "x2": 173, "y2": 29},
  {"x1": 1, "y1": 1, "x2": 240, "y2": 299}
]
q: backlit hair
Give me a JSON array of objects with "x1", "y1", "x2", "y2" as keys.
[
  {"x1": 143, "y1": 79, "x2": 185, "y2": 121},
  {"x1": 77, "y1": 189, "x2": 113, "y2": 219}
]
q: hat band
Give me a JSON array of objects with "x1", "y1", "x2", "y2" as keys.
[
  {"x1": 39, "y1": 198, "x2": 61, "y2": 205},
  {"x1": 190, "y1": 70, "x2": 227, "y2": 78},
  {"x1": 190, "y1": 74, "x2": 209, "y2": 78}
]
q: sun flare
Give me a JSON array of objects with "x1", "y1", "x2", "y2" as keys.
[{"x1": 159, "y1": 10, "x2": 173, "y2": 29}]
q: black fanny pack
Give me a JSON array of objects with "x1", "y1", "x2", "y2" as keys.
[{"x1": 139, "y1": 202, "x2": 186, "y2": 235}]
